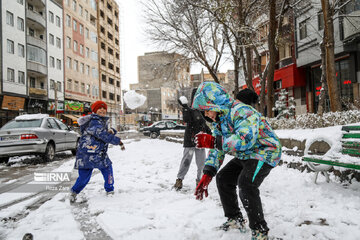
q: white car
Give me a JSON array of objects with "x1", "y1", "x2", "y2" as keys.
[{"x1": 0, "y1": 114, "x2": 80, "y2": 164}]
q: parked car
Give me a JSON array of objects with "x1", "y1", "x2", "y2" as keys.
[
  {"x1": 140, "y1": 121, "x2": 186, "y2": 138},
  {"x1": 0, "y1": 114, "x2": 80, "y2": 164}
]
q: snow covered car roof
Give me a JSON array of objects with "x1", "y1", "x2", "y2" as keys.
[{"x1": 15, "y1": 114, "x2": 49, "y2": 121}]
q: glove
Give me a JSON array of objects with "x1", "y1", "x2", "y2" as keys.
[
  {"x1": 195, "y1": 132, "x2": 215, "y2": 149},
  {"x1": 119, "y1": 141, "x2": 125, "y2": 151},
  {"x1": 108, "y1": 129, "x2": 114, "y2": 135},
  {"x1": 194, "y1": 174, "x2": 212, "y2": 200}
]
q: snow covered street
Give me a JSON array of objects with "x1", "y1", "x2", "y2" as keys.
[{"x1": 1, "y1": 137, "x2": 360, "y2": 240}]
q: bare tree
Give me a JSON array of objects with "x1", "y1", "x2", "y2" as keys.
[
  {"x1": 320, "y1": 0, "x2": 342, "y2": 112},
  {"x1": 143, "y1": 0, "x2": 226, "y2": 83}
]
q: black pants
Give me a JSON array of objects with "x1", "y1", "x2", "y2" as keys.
[{"x1": 216, "y1": 158, "x2": 272, "y2": 231}]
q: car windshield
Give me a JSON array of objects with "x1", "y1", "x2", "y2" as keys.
[{"x1": 1, "y1": 119, "x2": 43, "y2": 130}]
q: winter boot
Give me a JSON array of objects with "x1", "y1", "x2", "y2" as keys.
[
  {"x1": 106, "y1": 191, "x2": 114, "y2": 196},
  {"x1": 219, "y1": 215, "x2": 247, "y2": 232},
  {"x1": 251, "y1": 229, "x2": 269, "y2": 240},
  {"x1": 69, "y1": 191, "x2": 77, "y2": 203},
  {"x1": 173, "y1": 179, "x2": 183, "y2": 191}
]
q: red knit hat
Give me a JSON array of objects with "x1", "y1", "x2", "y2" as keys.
[{"x1": 91, "y1": 101, "x2": 107, "y2": 113}]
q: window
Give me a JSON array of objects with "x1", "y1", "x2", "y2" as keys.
[
  {"x1": 67, "y1": 57, "x2": 72, "y2": 69},
  {"x1": 299, "y1": 19, "x2": 308, "y2": 40},
  {"x1": 49, "y1": 34, "x2": 54, "y2": 45},
  {"x1": 47, "y1": 118, "x2": 59, "y2": 129},
  {"x1": 108, "y1": 32, "x2": 113, "y2": 40},
  {"x1": 86, "y1": 47, "x2": 89, "y2": 58},
  {"x1": 74, "y1": 81, "x2": 79, "y2": 92},
  {"x1": 90, "y1": 0, "x2": 96, "y2": 10},
  {"x1": 108, "y1": 47, "x2": 113, "y2": 55},
  {"x1": 90, "y1": 31, "x2": 97, "y2": 43},
  {"x1": 49, "y1": 11, "x2": 54, "y2": 23},
  {"x1": 27, "y1": 45, "x2": 46, "y2": 65},
  {"x1": 57, "y1": 59, "x2": 62, "y2": 70},
  {"x1": 318, "y1": 12, "x2": 324, "y2": 30},
  {"x1": 79, "y1": 24, "x2": 83, "y2": 35},
  {"x1": 56, "y1": 16, "x2": 61, "y2": 27},
  {"x1": 72, "y1": 0, "x2": 77, "y2": 11},
  {"x1": 100, "y1": 10, "x2": 104, "y2": 18},
  {"x1": 50, "y1": 79, "x2": 55, "y2": 89},
  {"x1": 80, "y1": 63, "x2": 84, "y2": 73},
  {"x1": 91, "y1": 50, "x2": 98, "y2": 62},
  {"x1": 102, "y1": 90, "x2": 107, "y2": 99},
  {"x1": 81, "y1": 83, "x2": 85, "y2": 93},
  {"x1": 7, "y1": 40, "x2": 14, "y2": 54},
  {"x1": 18, "y1": 71, "x2": 25, "y2": 84},
  {"x1": 17, "y1": 17, "x2": 24, "y2": 31},
  {"x1": 50, "y1": 56, "x2": 55, "y2": 68},
  {"x1": 101, "y1": 42, "x2": 106, "y2": 50},
  {"x1": 66, "y1": 37, "x2": 71, "y2": 48},
  {"x1": 18, "y1": 44, "x2": 25, "y2": 57},
  {"x1": 109, "y1": 78, "x2": 114, "y2": 85},
  {"x1": 86, "y1": 65, "x2": 90, "y2": 75},
  {"x1": 116, "y1": 81, "x2": 120, "y2": 87},
  {"x1": 107, "y1": 17, "x2": 113, "y2": 26},
  {"x1": 108, "y1": 62, "x2": 114, "y2": 70},
  {"x1": 6, "y1": 11, "x2": 14, "y2": 26},
  {"x1": 7, "y1": 68, "x2": 15, "y2": 82},
  {"x1": 85, "y1": 28, "x2": 89, "y2": 38},
  {"x1": 274, "y1": 80, "x2": 282, "y2": 89},
  {"x1": 29, "y1": 28, "x2": 35, "y2": 37},
  {"x1": 67, "y1": 79, "x2": 72, "y2": 90},
  {"x1": 56, "y1": 37, "x2": 61, "y2": 48},
  {"x1": 74, "y1": 60, "x2": 78, "y2": 71},
  {"x1": 85, "y1": 10, "x2": 88, "y2": 20},
  {"x1": 79, "y1": 5, "x2": 83, "y2": 16},
  {"x1": 57, "y1": 82, "x2": 62, "y2": 92},
  {"x1": 109, "y1": 93, "x2": 114, "y2": 100},
  {"x1": 80, "y1": 44, "x2": 84, "y2": 55},
  {"x1": 30, "y1": 77, "x2": 36, "y2": 88},
  {"x1": 102, "y1": 74, "x2": 106, "y2": 82},
  {"x1": 86, "y1": 84, "x2": 90, "y2": 94},
  {"x1": 73, "y1": 20, "x2": 77, "y2": 31},
  {"x1": 73, "y1": 40, "x2": 78, "y2": 52},
  {"x1": 66, "y1": 15, "x2": 71, "y2": 27},
  {"x1": 117, "y1": 95, "x2": 120, "y2": 102},
  {"x1": 92, "y1": 67, "x2": 98, "y2": 78},
  {"x1": 17, "y1": 0, "x2": 24, "y2": 5},
  {"x1": 101, "y1": 58, "x2": 106, "y2": 66}
]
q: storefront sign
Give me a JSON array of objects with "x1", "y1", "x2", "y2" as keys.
[
  {"x1": 29, "y1": 99, "x2": 46, "y2": 109},
  {"x1": 65, "y1": 101, "x2": 84, "y2": 112},
  {"x1": 48, "y1": 101, "x2": 65, "y2": 111},
  {"x1": 1, "y1": 95, "x2": 25, "y2": 111}
]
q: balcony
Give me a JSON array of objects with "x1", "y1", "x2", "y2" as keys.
[
  {"x1": 27, "y1": 61, "x2": 47, "y2": 76},
  {"x1": 343, "y1": 10, "x2": 360, "y2": 40},
  {"x1": 27, "y1": 35, "x2": 46, "y2": 50},
  {"x1": 29, "y1": 87, "x2": 47, "y2": 97},
  {"x1": 26, "y1": 9, "x2": 46, "y2": 29}
]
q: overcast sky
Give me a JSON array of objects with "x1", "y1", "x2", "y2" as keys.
[{"x1": 115, "y1": 0, "x2": 232, "y2": 90}]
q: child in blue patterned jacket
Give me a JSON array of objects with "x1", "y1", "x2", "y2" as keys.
[
  {"x1": 192, "y1": 82, "x2": 282, "y2": 240},
  {"x1": 70, "y1": 101, "x2": 125, "y2": 203}
]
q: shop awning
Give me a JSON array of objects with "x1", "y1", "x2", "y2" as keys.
[{"x1": 62, "y1": 114, "x2": 80, "y2": 122}]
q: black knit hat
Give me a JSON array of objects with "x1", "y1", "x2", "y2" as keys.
[{"x1": 236, "y1": 89, "x2": 259, "y2": 106}]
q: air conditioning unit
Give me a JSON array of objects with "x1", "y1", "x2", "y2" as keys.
[{"x1": 343, "y1": 10, "x2": 360, "y2": 39}]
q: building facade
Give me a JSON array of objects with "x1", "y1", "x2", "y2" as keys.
[{"x1": 98, "y1": 0, "x2": 122, "y2": 129}]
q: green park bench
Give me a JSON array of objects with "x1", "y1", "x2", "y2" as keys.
[{"x1": 302, "y1": 125, "x2": 360, "y2": 183}]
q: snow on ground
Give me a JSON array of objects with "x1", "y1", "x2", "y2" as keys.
[{"x1": 1, "y1": 135, "x2": 360, "y2": 239}]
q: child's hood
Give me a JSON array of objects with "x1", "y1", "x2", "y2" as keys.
[
  {"x1": 191, "y1": 82, "x2": 234, "y2": 114},
  {"x1": 78, "y1": 114, "x2": 92, "y2": 126}
]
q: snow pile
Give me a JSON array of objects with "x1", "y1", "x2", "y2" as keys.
[
  {"x1": 15, "y1": 114, "x2": 49, "y2": 121},
  {"x1": 123, "y1": 91, "x2": 146, "y2": 109}
]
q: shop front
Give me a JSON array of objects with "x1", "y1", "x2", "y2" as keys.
[{"x1": 0, "y1": 95, "x2": 26, "y2": 127}]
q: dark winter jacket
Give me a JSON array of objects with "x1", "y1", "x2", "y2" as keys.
[
  {"x1": 182, "y1": 107, "x2": 211, "y2": 147},
  {"x1": 74, "y1": 114, "x2": 121, "y2": 169}
]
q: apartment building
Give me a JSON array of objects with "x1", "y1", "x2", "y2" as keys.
[
  {"x1": 130, "y1": 52, "x2": 190, "y2": 122},
  {"x1": 47, "y1": 0, "x2": 64, "y2": 115},
  {"x1": 63, "y1": 0, "x2": 99, "y2": 118},
  {"x1": 0, "y1": 0, "x2": 49, "y2": 126},
  {"x1": 98, "y1": 0, "x2": 122, "y2": 128},
  {"x1": 294, "y1": 0, "x2": 360, "y2": 113}
]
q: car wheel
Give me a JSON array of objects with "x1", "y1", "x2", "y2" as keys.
[
  {"x1": 150, "y1": 132, "x2": 158, "y2": 139},
  {"x1": 42, "y1": 143, "x2": 55, "y2": 162},
  {"x1": 71, "y1": 139, "x2": 79, "y2": 156},
  {"x1": 0, "y1": 157, "x2": 9, "y2": 164}
]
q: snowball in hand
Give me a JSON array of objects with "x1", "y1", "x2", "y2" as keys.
[
  {"x1": 179, "y1": 96, "x2": 188, "y2": 105},
  {"x1": 124, "y1": 91, "x2": 147, "y2": 109}
]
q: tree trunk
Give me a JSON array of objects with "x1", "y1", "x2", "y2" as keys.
[
  {"x1": 266, "y1": 0, "x2": 277, "y2": 118},
  {"x1": 245, "y1": 46, "x2": 253, "y2": 90},
  {"x1": 317, "y1": 41, "x2": 328, "y2": 115},
  {"x1": 320, "y1": 0, "x2": 342, "y2": 112}
]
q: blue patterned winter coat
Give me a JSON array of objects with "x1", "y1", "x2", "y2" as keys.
[
  {"x1": 74, "y1": 114, "x2": 121, "y2": 169},
  {"x1": 192, "y1": 82, "x2": 282, "y2": 179}
]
